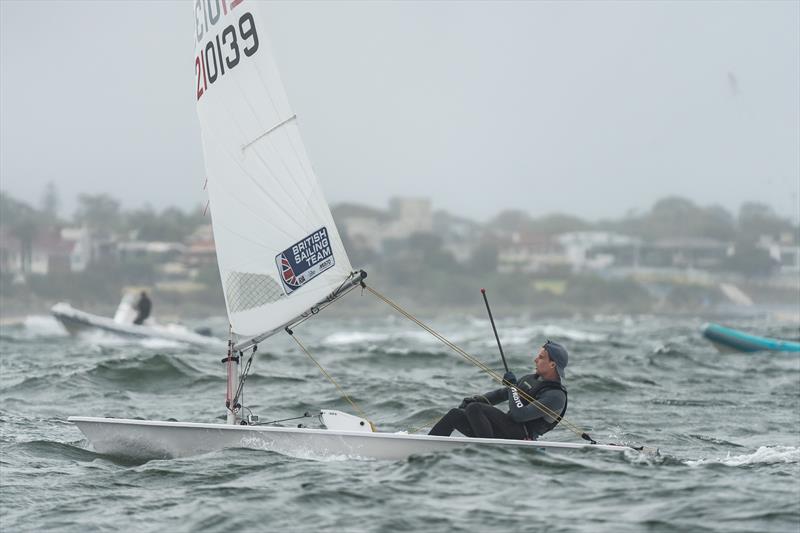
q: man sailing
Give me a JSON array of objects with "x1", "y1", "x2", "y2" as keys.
[{"x1": 428, "y1": 340, "x2": 568, "y2": 441}]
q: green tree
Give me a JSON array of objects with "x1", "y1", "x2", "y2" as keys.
[
  {"x1": 1, "y1": 192, "x2": 40, "y2": 273},
  {"x1": 467, "y1": 242, "x2": 498, "y2": 275},
  {"x1": 738, "y1": 202, "x2": 795, "y2": 243},
  {"x1": 74, "y1": 194, "x2": 121, "y2": 231},
  {"x1": 616, "y1": 196, "x2": 736, "y2": 241},
  {"x1": 486, "y1": 210, "x2": 533, "y2": 233},
  {"x1": 529, "y1": 214, "x2": 590, "y2": 235},
  {"x1": 40, "y1": 181, "x2": 60, "y2": 221},
  {"x1": 125, "y1": 205, "x2": 206, "y2": 242}
]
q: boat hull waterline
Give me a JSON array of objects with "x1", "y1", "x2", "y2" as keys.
[{"x1": 69, "y1": 417, "x2": 642, "y2": 461}]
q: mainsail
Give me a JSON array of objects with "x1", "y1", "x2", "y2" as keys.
[{"x1": 194, "y1": 1, "x2": 354, "y2": 340}]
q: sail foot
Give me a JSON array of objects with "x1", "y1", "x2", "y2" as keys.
[{"x1": 232, "y1": 270, "x2": 366, "y2": 351}]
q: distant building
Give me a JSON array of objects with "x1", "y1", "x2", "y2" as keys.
[
  {"x1": 183, "y1": 224, "x2": 217, "y2": 266},
  {"x1": 118, "y1": 241, "x2": 186, "y2": 262},
  {"x1": 497, "y1": 232, "x2": 569, "y2": 274},
  {"x1": 60, "y1": 226, "x2": 91, "y2": 272},
  {"x1": 433, "y1": 211, "x2": 481, "y2": 264},
  {"x1": 558, "y1": 231, "x2": 641, "y2": 272},
  {"x1": 0, "y1": 228, "x2": 23, "y2": 275},
  {"x1": 334, "y1": 197, "x2": 434, "y2": 254},
  {"x1": 333, "y1": 203, "x2": 390, "y2": 253},
  {"x1": 639, "y1": 238, "x2": 731, "y2": 270},
  {"x1": 36, "y1": 233, "x2": 74, "y2": 274},
  {"x1": 386, "y1": 197, "x2": 433, "y2": 237},
  {"x1": 757, "y1": 234, "x2": 799, "y2": 275}
]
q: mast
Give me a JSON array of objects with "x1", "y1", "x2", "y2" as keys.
[{"x1": 224, "y1": 334, "x2": 240, "y2": 425}]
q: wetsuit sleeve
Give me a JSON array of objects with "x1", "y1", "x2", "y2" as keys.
[
  {"x1": 480, "y1": 387, "x2": 508, "y2": 405},
  {"x1": 507, "y1": 387, "x2": 566, "y2": 423}
]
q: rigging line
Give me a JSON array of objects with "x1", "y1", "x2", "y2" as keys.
[
  {"x1": 408, "y1": 414, "x2": 447, "y2": 435},
  {"x1": 363, "y1": 284, "x2": 595, "y2": 443},
  {"x1": 225, "y1": 324, "x2": 234, "y2": 412},
  {"x1": 232, "y1": 346, "x2": 257, "y2": 409},
  {"x1": 287, "y1": 330, "x2": 375, "y2": 429}
]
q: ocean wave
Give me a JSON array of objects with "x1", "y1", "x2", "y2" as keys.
[
  {"x1": 13, "y1": 439, "x2": 102, "y2": 462},
  {"x1": 322, "y1": 331, "x2": 392, "y2": 345},
  {"x1": 686, "y1": 446, "x2": 800, "y2": 467},
  {"x1": 0, "y1": 315, "x2": 69, "y2": 339},
  {"x1": 576, "y1": 374, "x2": 637, "y2": 392},
  {"x1": 86, "y1": 353, "x2": 202, "y2": 388},
  {"x1": 539, "y1": 325, "x2": 607, "y2": 343},
  {"x1": 25, "y1": 314, "x2": 70, "y2": 336}
]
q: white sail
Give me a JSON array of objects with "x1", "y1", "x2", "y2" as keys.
[{"x1": 193, "y1": 1, "x2": 353, "y2": 338}]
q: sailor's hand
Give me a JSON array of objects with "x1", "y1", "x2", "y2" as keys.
[
  {"x1": 502, "y1": 371, "x2": 517, "y2": 386},
  {"x1": 458, "y1": 396, "x2": 475, "y2": 409},
  {"x1": 458, "y1": 395, "x2": 487, "y2": 409}
]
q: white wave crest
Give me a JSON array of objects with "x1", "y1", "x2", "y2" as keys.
[
  {"x1": 22, "y1": 315, "x2": 69, "y2": 336},
  {"x1": 687, "y1": 446, "x2": 800, "y2": 467},
  {"x1": 322, "y1": 332, "x2": 391, "y2": 345},
  {"x1": 539, "y1": 325, "x2": 607, "y2": 343}
]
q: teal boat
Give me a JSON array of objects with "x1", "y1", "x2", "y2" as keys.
[{"x1": 702, "y1": 323, "x2": 800, "y2": 353}]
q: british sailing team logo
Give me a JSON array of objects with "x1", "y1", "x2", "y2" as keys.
[{"x1": 275, "y1": 227, "x2": 335, "y2": 295}]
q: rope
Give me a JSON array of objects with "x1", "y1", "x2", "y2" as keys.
[
  {"x1": 408, "y1": 414, "x2": 446, "y2": 435},
  {"x1": 287, "y1": 330, "x2": 375, "y2": 430},
  {"x1": 363, "y1": 284, "x2": 596, "y2": 443},
  {"x1": 232, "y1": 346, "x2": 256, "y2": 410}
]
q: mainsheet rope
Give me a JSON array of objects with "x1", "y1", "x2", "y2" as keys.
[
  {"x1": 362, "y1": 283, "x2": 598, "y2": 444},
  {"x1": 250, "y1": 278, "x2": 596, "y2": 442},
  {"x1": 287, "y1": 329, "x2": 376, "y2": 431}
]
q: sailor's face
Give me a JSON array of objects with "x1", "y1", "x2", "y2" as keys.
[{"x1": 534, "y1": 347, "x2": 552, "y2": 374}]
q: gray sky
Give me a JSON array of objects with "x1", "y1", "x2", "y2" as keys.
[{"x1": 1, "y1": 0, "x2": 798, "y2": 222}]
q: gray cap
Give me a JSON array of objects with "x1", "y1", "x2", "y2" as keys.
[{"x1": 544, "y1": 340, "x2": 568, "y2": 380}]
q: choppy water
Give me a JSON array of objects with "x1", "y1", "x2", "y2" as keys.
[{"x1": 1, "y1": 312, "x2": 799, "y2": 532}]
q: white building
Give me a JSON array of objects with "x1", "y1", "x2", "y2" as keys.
[
  {"x1": 497, "y1": 232, "x2": 569, "y2": 274},
  {"x1": 557, "y1": 231, "x2": 641, "y2": 272},
  {"x1": 758, "y1": 233, "x2": 800, "y2": 275},
  {"x1": 335, "y1": 197, "x2": 434, "y2": 253}
]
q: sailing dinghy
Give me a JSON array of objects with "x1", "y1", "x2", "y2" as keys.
[{"x1": 70, "y1": 1, "x2": 649, "y2": 461}]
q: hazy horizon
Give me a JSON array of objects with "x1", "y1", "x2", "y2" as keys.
[{"x1": 1, "y1": 1, "x2": 798, "y2": 223}]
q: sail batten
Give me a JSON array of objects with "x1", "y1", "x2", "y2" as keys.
[
  {"x1": 195, "y1": 2, "x2": 353, "y2": 337},
  {"x1": 243, "y1": 114, "x2": 298, "y2": 151}
]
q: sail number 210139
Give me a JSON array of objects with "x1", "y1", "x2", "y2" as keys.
[{"x1": 195, "y1": 0, "x2": 259, "y2": 101}]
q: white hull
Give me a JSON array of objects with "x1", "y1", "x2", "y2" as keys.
[
  {"x1": 69, "y1": 416, "x2": 642, "y2": 462},
  {"x1": 51, "y1": 303, "x2": 222, "y2": 348}
]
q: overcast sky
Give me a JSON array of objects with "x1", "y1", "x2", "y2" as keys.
[{"x1": 1, "y1": 0, "x2": 798, "y2": 222}]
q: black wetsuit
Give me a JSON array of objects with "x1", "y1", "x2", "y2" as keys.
[
  {"x1": 134, "y1": 293, "x2": 152, "y2": 325},
  {"x1": 428, "y1": 374, "x2": 567, "y2": 440}
]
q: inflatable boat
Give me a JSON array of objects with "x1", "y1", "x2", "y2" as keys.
[
  {"x1": 702, "y1": 323, "x2": 800, "y2": 353},
  {"x1": 51, "y1": 290, "x2": 222, "y2": 348}
]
